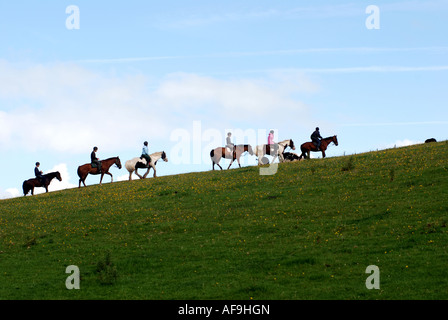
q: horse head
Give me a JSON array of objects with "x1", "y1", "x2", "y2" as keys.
[
  {"x1": 56, "y1": 171, "x2": 62, "y2": 181},
  {"x1": 289, "y1": 139, "x2": 296, "y2": 150},
  {"x1": 162, "y1": 151, "x2": 169, "y2": 162},
  {"x1": 333, "y1": 135, "x2": 338, "y2": 146},
  {"x1": 115, "y1": 157, "x2": 122, "y2": 169},
  {"x1": 279, "y1": 139, "x2": 295, "y2": 151}
]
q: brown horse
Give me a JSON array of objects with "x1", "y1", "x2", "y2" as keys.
[
  {"x1": 23, "y1": 171, "x2": 62, "y2": 196},
  {"x1": 77, "y1": 156, "x2": 122, "y2": 188},
  {"x1": 299, "y1": 135, "x2": 338, "y2": 159},
  {"x1": 210, "y1": 144, "x2": 254, "y2": 170}
]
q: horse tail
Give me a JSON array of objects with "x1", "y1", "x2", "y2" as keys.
[
  {"x1": 299, "y1": 143, "x2": 308, "y2": 159},
  {"x1": 210, "y1": 149, "x2": 216, "y2": 164},
  {"x1": 22, "y1": 180, "x2": 30, "y2": 196},
  {"x1": 77, "y1": 166, "x2": 82, "y2": 179}
]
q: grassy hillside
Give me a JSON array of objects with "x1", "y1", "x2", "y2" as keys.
[{"x1": 0, "y1": 141, "x2": 447, "y2": 300}]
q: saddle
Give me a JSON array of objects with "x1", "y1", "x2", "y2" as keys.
[
  {"x1": 135, "y1": 160, "x2": 150, "y2": 169},
  {"x1": 91, "y1": 161, "x2": 102, "y2": 172},
  {"x1": 263, "y1": 144, "x2": 279, "y2": 156},
  {"x1": 312, "y1": 140, "x2": 322, "y2": 150},
  {"x1": 222, "y1": 147, "x2": 236, "y2": 159}
]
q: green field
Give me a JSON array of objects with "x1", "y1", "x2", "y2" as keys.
[{"x1": 0, "y1": 141, "x2": 447, "y2": 300}]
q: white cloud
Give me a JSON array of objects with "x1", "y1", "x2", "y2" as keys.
[
  {"x1": 0, "y1": 188, "x2": 20, "y2": 199},
  {"x1": 387, "y1": 139, "x2": 422, "y2": 148},
  {"x1": 117, "y1": 174, "x2": 130, "y2": 182},
  {"x1": 0, "y1": 61, "x2": 315, "y2": 154},
  {"x1": 45, "y1": 163, "x2": 77, "y2": 192},
  {"x1": 152, "y1": 72, "x2": 311, "y2": 126},
  {"x1": 0, "y1": 61, "x2": 171, "y2": 153}
]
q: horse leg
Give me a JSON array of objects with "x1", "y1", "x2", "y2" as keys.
[
  {"x1": 79, "y1": 177, "x2": 86, "y2": 187},
  {"x1": 80, "y1": 173, "x2": 88, "y2": 187},
  {"x1": 106, "y1": 172, "x2": 113, "y2": 183},
  {"x1": 135, "y1": 169, "x2": 143, "y2": 179},
  {"x1": 129, "y1": 171, "x2": 133, "y2": 181},
  {"x1": 227, "y1": 159, "x2": 234, "y2": 170},
  {"x1": 215, "y1": 157, "x2": 223, "y2": 170},
  {"x1": 143, "y1": 167, "x2": 151, "y2": 178},
  {"x1": 215, "y1": 154, "x2": 223, "y2": 170},
  {"x1": 152, "y1": 166, "x2": 157, "y2": 178},
  {"x1": 279, "y1": 153, "x2": 285, "y2": 163}
]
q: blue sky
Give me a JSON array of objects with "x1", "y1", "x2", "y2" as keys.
[{"x1": 1, "y1": 0, "x2": 447, "y2": 198}]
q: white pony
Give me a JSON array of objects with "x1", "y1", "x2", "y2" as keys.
[
  {"x1": 253, "y1": 139, "x2": 296, "y2": 165},
  {"x1": 125, "y1": 151, "x2": 168, "y2": 180}
]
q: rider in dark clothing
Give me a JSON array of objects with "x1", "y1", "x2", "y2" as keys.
[
  {"x1": 140, "y1": 141, "x2": 152, "y2": 167},
  {"x1": 91, "y1": 147, "x2": 102, "y2": 173},
  {"x1": 311, "y1": 127, "x2": 323, "y2": 151},
  {"x1": 35, "y1": 162, "x2": 46, "y2": 185}
]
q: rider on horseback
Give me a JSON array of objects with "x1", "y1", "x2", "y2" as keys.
[
  {"x1": 34, "y1": 162, "x2": 46, "y2": 186},
  {"x1": 267, "y1": 130, "x2": 279, "y2": 154},
  {"x1": 311, "y1": 127, "x2": 323, "y2": 151},
  {"x1": 91, "y1": 147, "x2": 102, "y2": 173},
  {"x1": 226, "y1": 132, "x2": 236, "y2": 158},
  {"x1": 141, "y1": 141, "x2": 151, "y2": 166}
]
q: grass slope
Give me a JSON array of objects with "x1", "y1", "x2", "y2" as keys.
[{"x1": 0, "y1": 141, "x2": 447, "y2": 300}]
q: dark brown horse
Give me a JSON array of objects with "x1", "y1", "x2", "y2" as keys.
[
  {"x1": 23, "y1": 171, "x2": 62, "y2": 196},
  {"x1": 77, "y1": 156, "x2": 122, "y2": 188},
  {"x1": 210, "y1": 144, "x2": 254, "y2": 170},
  {"x1": 299, "y1": 135, "x2": 338, "y2": 159}
]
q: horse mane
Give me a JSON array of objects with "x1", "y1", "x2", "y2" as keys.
[
  {"x1": 43, "y1": 171, "x2": 60, "y2": 178},
  {"x1": 323, "y1": 136, "x2": 335, "y2": 140},
  {"x1": 278, "y1": 139, "x2": 292, "y2": 145},
  {"x1": 103, "y1": 156, "x2": 119, "y2": 161},
  {"x1": 149, "y1": 151, "x2": 166, "y2": 161},
  {"x1": 151, "y1": 151, "x2": 164, "y2": 157}
]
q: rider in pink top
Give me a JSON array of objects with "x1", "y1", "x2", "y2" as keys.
[{"x1": 268, "y1": 130, "x2": 275, "y2": 145}]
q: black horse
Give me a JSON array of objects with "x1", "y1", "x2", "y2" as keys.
[{"x1": 23, "y1": 171, "x2": 62, "y2": 196}]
